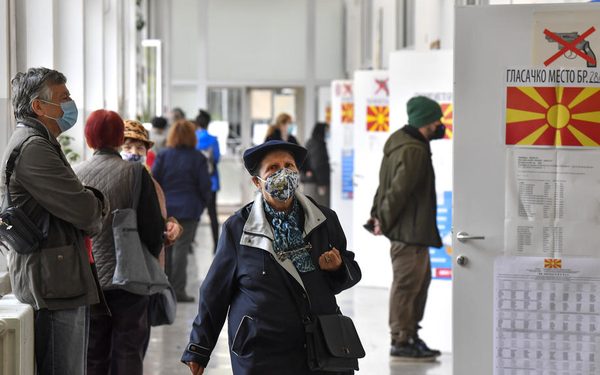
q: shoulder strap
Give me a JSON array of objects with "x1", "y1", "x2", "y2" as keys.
[
  {"x1": 131, "y1": 163, "x2": 145, "y2": 210},
  {"x1": 4, "y1": 134, "x2": 42, "y2": 206}
]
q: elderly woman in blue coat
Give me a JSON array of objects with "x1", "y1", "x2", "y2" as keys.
[{"x1": 182, "y1": 140, "x2": 362, "y2": 375}]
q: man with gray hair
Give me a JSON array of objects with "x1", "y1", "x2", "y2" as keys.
[{"x1": 1, "y1": 67, "x2": 106, "y2": 374}]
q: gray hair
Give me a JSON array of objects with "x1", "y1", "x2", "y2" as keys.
[{"x1": 11, "y1": 67, "x2": 67, "y2": 120}]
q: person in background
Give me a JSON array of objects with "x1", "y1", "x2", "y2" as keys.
[
  {"x1": 74, "y1": 110, "x2": 164, "y2": 375},
  {"x1": 265, "y1": 112, "x2": 299, "y2": 144},
  {"x1": 182, "y1": 140, "x2": 361, "y2": 375},
  {"x1": 170, "y1": 107, "x2": 186, "y2": 123},
  {"x1": 121, "y1": 119, "x2": 183, "y2": 357},
  {"x1": 194, "y1": 109, "x2": 221, "y2": 253},
  {"x1": 369, "y1": 96, "x2": 446, "y2": 361},
  {"x1": 302, "y1": 122, "x2": 331, "y2": 207},
  {"x1": 147, "y1": 116, "x2": 168, "y2": 167},
  {"x1": 152, "y1": 120, "x2": 212, "y2": 303},
  {"x1": 2, "y1": 67, "x2": 107, "y2": 375}
]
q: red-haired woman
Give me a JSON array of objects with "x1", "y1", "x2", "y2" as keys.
[{"x1": 74, "y1": 109, "x2": 164, "y2": 375}]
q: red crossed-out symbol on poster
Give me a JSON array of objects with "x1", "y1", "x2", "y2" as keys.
[
  {"x1": 342, "y1": 83, "x2": 353, "y2": 96},
  {"x1": 375, "y1": 79, "x2": 389, "y2": 96},
  {"x1": 543, "y1": 27, "x2": 597, "y2": 67}
]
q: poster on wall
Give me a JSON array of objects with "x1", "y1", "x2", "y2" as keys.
[
  {"x1": 504, "y1": 67, "x2": 600, "y2": 257},
  {"x1": 494, "y1": 256, "x2": 600, "y2": 375},
  {"x1": 366, "y1": 78, "x2": 390, "y2": 133},
  {"x1": 533, "y1": 11, "x2": 600, "y2": 69}
]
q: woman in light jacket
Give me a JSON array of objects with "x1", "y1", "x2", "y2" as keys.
[{"x1": 181, "y1": 140, "x2": 361, "y2": 375}]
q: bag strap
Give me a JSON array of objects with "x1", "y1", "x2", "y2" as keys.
[
  {"x1": 131, "y1": 163, "x2": 145, "y2": 210},
  {"x1": 4, "y1": 134, "x2": 42, "y2": 206}
]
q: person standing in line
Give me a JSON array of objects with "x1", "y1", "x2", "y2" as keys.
[
  {"x1": 1, "y1": 67, "x2": 107, "y2": 374},
  {"x1": 147, "y1": 116, "x2": 169, "y2": 168},
  {"x1": 121, "y1": 119, "x2": 183, "y2": 357},
  {"x1": 369, "y1": 96, "x2": 446, "y2": 362},
  {"x1": 152, "y1": 120, "x2": 212, "y2": 303},
  {"x1": 194, "y1": 109, "x2": 221, "y2": 253},
  {"x1": 265, "y1": 112, "x2": 299, "y2": 144},
  {"x1": 302, "y1": 122, "x2": 331, "y2": 207},
  {"x1": 74, "y1": 110, "x2": 165, "y2": 375}
]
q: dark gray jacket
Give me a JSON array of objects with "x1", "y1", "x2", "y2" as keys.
[
  {"x1": 74, "y1": 151, "x2": 164, "y2": 288},
  {"x1": 0, "y1": 118, "x2": 107, "y2": 310}
]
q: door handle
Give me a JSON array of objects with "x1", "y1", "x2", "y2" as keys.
[{"x1": 456, "y1": 231, "x2": 485, "y2": 243}]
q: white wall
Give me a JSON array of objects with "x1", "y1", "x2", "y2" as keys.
[
  {"x1": 13, "y1": 0, "x2": 139, "y2": 159},
  {"x1": 0, "y1": 0, "x2": 13, "y2": 151}
]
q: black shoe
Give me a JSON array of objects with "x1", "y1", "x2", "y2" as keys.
[
  {"x1": 413, "y1": 337, "x2": 441, "y2": 357},
  {"x1": 390, "y1": 341, "x2": 437, "y2": 362},
  {"x1": 176, "y1": 294, "x2": 195, "y2": 303}
]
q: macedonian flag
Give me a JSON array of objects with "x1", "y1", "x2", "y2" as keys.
[
  {"x1": 441, "y1": 103, "x2": 453, "y2": 139},
  {"x1": 544, "y1": 258, "x2": 562, "y2": 269},
  {"x1": 366, "y1": 105, "x2": 389, "y2": 132},
  {"x1": 341, "y1": 103, "x2": 354, "y2": 124},
  {"x1": 506, "y1": 86, "x2": 600, "y2": 146}
]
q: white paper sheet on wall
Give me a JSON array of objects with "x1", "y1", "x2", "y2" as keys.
[
  {"x1": 494, "y1": 256, "x2": 600, "y2": 375},
  {"x1": 504, "y1": 148, "x2": 600, "y2": 257}
]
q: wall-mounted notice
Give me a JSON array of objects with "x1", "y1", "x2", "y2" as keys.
[
  {"x1": 341, "y1": 149, "x2": 354, "y2": 200},
  {"x1": 504, "y1": 67, "x2": 600, "y2": 258},
  {"x1": 505, "y1": 148, "x2": 600, "y2": 257},
  {"x1": 494, "y1": 256, "x2": 600, "y2": 375},
  {"x1": 533, "y1": 11, "x2": 600, "y2": 69},
  {"x1": 366, "y1": 78, "x2": 390, "y2": 133}
]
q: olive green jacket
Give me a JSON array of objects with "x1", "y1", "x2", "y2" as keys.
[
  {"x1": 370, "y1": 127, "x2": 441, "y2": 247},
  {"x1": 0, "y1": 118, "x2": 107, "y2": 310}
]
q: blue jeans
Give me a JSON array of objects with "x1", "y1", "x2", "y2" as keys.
[{"x1": 35, "y1": 305, "x2": 90, "y2": 375}]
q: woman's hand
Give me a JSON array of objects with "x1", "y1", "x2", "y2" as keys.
[
  {"x1": 187, "y1": 362, "x2": 204, "y2": 375},
  {"x1": 165, "y1": 217, "x2": 183, "y2": 246},
  {"x1": 318, "y1": 248, "x2": 342, "y2": 271}
]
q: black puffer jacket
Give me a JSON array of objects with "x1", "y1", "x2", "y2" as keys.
[{"x1": 304, "y1": 138, "x2": 330, "y2": 186}]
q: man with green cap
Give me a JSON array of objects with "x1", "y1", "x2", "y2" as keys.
[{"x1": 368, "y1": 95, "x2": 445, "y2": 361}]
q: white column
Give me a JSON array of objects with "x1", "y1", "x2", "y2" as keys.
[
  {"x1": 197, "y1": 0, "x2": 208, "y2": 110},
  {"x1": 0, "y1": 0, "x2": 12, "y2": 150},
  {"x1": 55, "y1": 0, "x2": 86, "y2": 160},
  {"x1": 15, "y1": 0, "x2": 55, "y2": 71},
  {"x1": 103, "y1": 0, "x2": 121, "y2": 112},
  {"x1": 304, "y1": 0, "x2": 317, "y2": 142},
  {"x1": 414, "y1": 0, "x2": 442, "y2": 50}
]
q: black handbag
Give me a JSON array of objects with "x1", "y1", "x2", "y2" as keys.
[
  {"x1": 148, "y1": 284, "x2": 177, "y2": 326},
  {"x1": 305, "y1": 313, "x2": 365, "y2": 372},
  {"x1": 0, "y1": 135, "x2": 45, "y2": 254}
]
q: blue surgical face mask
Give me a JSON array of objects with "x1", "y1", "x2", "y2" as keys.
[
  {"x1": 120, "y1": 151, "x2": 146, "y2": 164},
  {"x1": 287, "y1": 123, "x2": 297, "y2": 136},
  {"x1": 41, "y1": 99, "x2": 78, "y2": 133},
  {"x1": 257, "y1": 168, "x2": 300, "y2": 202}
]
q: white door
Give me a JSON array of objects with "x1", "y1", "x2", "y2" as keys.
[{"x1": 453, "y1": 4, "x2": 600, "y2": 374}]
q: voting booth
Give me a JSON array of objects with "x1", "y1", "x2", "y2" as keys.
[{"x1": 388, "y1": 50, "x2": 454, "y2": 353}]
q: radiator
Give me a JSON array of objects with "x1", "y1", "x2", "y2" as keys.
[{"x1": 0, "y1": 295, "x2": 34, "y2": 375}]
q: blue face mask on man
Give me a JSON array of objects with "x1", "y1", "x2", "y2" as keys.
[{"x1": 41, "y1": 99, "x2": 78, "y2": 133}]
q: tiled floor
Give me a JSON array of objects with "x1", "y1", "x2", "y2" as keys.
[{"x1": 144, "y1": 219, "x2": 453, "y2": 375}]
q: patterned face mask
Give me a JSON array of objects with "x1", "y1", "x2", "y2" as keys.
[{"x1": 257, "y1": 168, "x2": 300, "y2": 201}]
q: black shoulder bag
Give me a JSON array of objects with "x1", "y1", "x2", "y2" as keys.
[
  {"x1": 278, "y1": 210, "x2": 365, "y2": 372},
  {"x1": 0, "y1": 135, "x2": 45, "y2": 254}
]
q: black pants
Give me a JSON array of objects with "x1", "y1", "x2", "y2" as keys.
[
  {"x1": 207, "y1": 191, "x2": 219, "y2": 253},
  {"x1": 87, "y1": 289, "x2": 149, "y2": 375}
]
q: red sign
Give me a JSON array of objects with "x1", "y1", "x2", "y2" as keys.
[{"x1": 543, "y1": 27, "x2": 597, "y2": 67}]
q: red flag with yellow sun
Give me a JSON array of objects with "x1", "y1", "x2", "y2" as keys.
[
  {"x1": 366, "y1": 105, "x2": 389, "y2": 132},
  {"x1": 506, "y1": 86, "x2": 600, "y2": 146},
  {"x1": 441, "y1": 103, "x2": 453, "y2": 139},
  {"x1": 341, "y1": 103, "x2": 354, "y2": 124}
]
